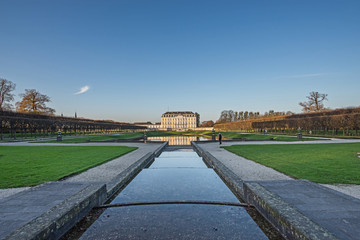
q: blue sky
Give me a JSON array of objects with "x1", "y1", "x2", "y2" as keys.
[{"x1": 1, "y1": 0, "x2": 359, "y2": 123}]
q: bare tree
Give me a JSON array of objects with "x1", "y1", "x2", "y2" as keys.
[
  {"x1": 244, "y1": 111, "x2": 249, "y2": 120},
  {"x1": 239, "y1": 111, "x2": 244, "y2": 120},
  {"x1": 16, "y1": 89, "x2": 55, "y2": 115},
  {"x1": 299, "y1": 91, "x2": 328, "y2": 112},
  {"x1": 0, "y1": 78, "x2": 16, "y2": 110}
]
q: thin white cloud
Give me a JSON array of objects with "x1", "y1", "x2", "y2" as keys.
[
  {"x1": 255, "y1": 73, "x2": 328, "y2": 82},
  {"x1": 285, "y1": 73, "x2": 326, "y2": 79},
  {"x1": 75, "y1": 85, "x2": 90, "y2": 95}
]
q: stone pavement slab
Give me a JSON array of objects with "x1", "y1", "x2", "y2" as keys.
[
  {"x1": 256, "y1": 180, "x2": 360, "y2": 240},
  {"x1": 0, "y1": 182, "x2": 89, "y2": 239}
]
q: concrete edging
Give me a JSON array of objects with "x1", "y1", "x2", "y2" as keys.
[
  {"x1": 191, "y1": 142, "x2": 338, "y2": 240},
  {"x1": 3, "y1": 142, "x2": 168, "y2": 240},
  {"x1": 4, "y1": 184, "x2": 107, "y2": 240},
  {"x1": 192, "y1": 142, "x2": 244, "y2": 197},
  {"x1": 244, "y1": 182, "x2": 338, "y2": 240},
  {"x1": 106, "y1": 142, "x2": 168, "y2": 199}
]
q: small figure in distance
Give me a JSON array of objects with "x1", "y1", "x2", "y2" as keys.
[{"x1": 218, "y1": 133, "x2": 222, "y2": 145}]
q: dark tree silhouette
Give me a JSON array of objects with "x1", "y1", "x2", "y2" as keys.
[
  {"x1": 299, "y1": 91, "x2": 328, "y2": 112},
  {"x1": 0, "y1": 78, "x2": 16, "y2": 110}
]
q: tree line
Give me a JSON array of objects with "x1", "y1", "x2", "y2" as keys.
[
  {"x1": 216, "y1": 109, "x2": 293, "y2": 124},
  {"x1": 214, "y1": 91, "x2": 359, "y2": 136},
  {"x1": 215, "y1": 107, "x2": 360, "y2": 136},
  {"x1": 0, "y1": 78, "x2": 55, "y2": 114},
  {"x1": 0, "y1": 109, "x2": 145, "y2": 140},
  {"x1": 0, "y1": 78, "x2": 145, "y2": 139},
  {"x1": 216, "y1": 91, "x2": 329, "y2": 124}
]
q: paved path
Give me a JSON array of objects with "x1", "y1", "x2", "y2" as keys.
[
  {"x1": 197, "y1": 140, "x2": 360, "y2": 240},
  {"x1": 0, "y1": 142, "x2": 163, "y2": 239}
]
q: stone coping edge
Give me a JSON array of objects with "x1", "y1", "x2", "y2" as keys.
[
  {"x1": 192, "y1": 142, "x2": 338, "y2": 240},
  {"x1": 4, "y1": 183, "x2": 107, "y2": 240},
  {"x1": 106, "y1": 141, "x2": 168, "y2": 200},
  {"x1": 191, "y1": 142, "x2": 244, "y2": 198},
  {"x1": 244, "y1": 182, "x2": 338, "y2": 240},
  {"x1": 3, "y1": 142, "x2": 168, "y2": 240}
]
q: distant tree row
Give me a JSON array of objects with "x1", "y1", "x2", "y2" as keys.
[
  {"x1": 216, "y1": 91, "x2": 329, "y2": 125},
  {"x1": 217, "y1": 110, "x2": 292, "y2": 124},
  {"x1": 215, "y1": 107, "x2": 360, "y2": 136},
  {"x1": 214, "y1": 91, "x2": 360, "y2": 136},
  {"x1": 0, "y1": 110, "x2": 145, "y2": 140},
  {"x1": 0, "y1": 78, "x2": 145, "y2": 139},
  {"x1": 0, "y1": 78, "x2": 54, "y2": 114}
]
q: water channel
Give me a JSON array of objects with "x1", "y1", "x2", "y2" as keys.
[
  {"x1": 78, "y1": 145, "x2": 277, "y2": 239},
  {"x1": 147, "y1": 136, "x2": 209, "y2": 145}
]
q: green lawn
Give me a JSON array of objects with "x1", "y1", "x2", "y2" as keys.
[
  {"x1": 223, "y1": 143, "x2": 360, "y2": 184},
  {"x1": 220, "y1": 132, "x2": 320, "y2": 141},
  {"x1": 0, "y1": 146, "x2": 137, "y2": 188},
  {"x1": 35, "y1": 132, "x2": 143, "y2": 143}
]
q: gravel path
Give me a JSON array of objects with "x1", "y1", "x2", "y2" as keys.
[
  {"x1": 64, "y1": 143, "x2": 161, "y2": 183},
  {"x1": 0, "y1": 142, "x2": 162, "y2": 200},
  {"x1": 198, "y1": 140, "x2": 360, "y2": 200},
  {"x1": 198, "y1": 142, "x2": 292, "y2": 181}
]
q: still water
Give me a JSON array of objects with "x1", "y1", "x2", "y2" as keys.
[
  {"x1": 147, "y1": 136, "x2": 209, "y2": 145},
  {"x1": 79, "y1": 150, "x2": 269, "y2": 239}
]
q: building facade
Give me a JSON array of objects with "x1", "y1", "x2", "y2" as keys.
[{"x1": 161, "y1": 111, "x2": 198, "y2": 130}]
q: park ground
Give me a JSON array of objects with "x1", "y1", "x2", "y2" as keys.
[{"x1": 0, "y1": 130, "x2": 359, "y2": 189}]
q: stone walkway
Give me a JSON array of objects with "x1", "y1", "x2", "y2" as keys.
[
  {"x1": 0, "y1": 142, "x2": 165, "y2": 240},
  {"x1": 196, "y1": 140, "x2": 360, "y2": 240}
]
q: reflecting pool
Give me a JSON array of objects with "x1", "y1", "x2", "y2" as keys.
[
  {"x1": 79, "y1": 150, "x2": 269, "y2": 239},
  {"x1": 147, "y1": 136, "x2": 209, "y2": 145}
]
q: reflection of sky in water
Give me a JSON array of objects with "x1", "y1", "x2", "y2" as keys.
[
  {"x1": 149, "y1": 157, "x2": 207, "y2": 168},
  {"x1": 79, "y1": 151, "x2": 268, "y2": 240},
  {"x1": 111, "y1": 168, "x2": 239, "y2": 203},
  {"x1": 80, "y1": 205, "x2": 268, "y2": 240},
  {"x1": 148, "y1": 136, "x2": 209, "y2": 145}
]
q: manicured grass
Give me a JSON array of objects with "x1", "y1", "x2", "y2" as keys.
[
  {"x1": 220, "y1": 132, "x2": 320, "y2": 141},
  {"x1": 36, "y1": 132, "x2": 143, "y2": 143},
  {"x1": 0, "y1": 146, "x2": 137, "y2": 188},
  {"x1": 223, "y1": 143, "x2": 360, "y2": 184}
]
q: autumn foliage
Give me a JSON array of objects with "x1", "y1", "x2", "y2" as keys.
[
  {"x1": 16, "y1": 89, "x2": 55, "y2": 115},
  {"x1": 214, "y1": 107, "x2": 360, "y2": 136}
]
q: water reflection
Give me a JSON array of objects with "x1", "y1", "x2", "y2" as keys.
[
  {"x1": 80, "y1": 205, "x2": 268, "y2": 240},
  {"x1": 79, "y1": 150, "x2": 269, "y2": 239},
  {"x1": 148, "y1": 136, "x2": 209, "y2": 145},
  {"x1": 111, "y1": 168, "x2": 238, "y2": 203},
  {"x1": 149, "y1": 157, "x2": 207, "y2": 168}
]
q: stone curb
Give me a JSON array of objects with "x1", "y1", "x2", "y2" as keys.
[
  {"x1": 106, "y1": 142, "x2": 168, "y2": 199},
  {"x1": 244, "y1": 182, "x2": 338, "y2": 240},
  {"x1": 192, "y1": 142, "x2": 244, "y2": 197},
  {"x1": 191, "y1": 142, "x2": 338, "y2": 240},
  {"x1": 2, "y1": 142, "x2": 168, "y2": 240},
  {"x1": 4, "y1": 184, "x2": 107, "y2": 240}
]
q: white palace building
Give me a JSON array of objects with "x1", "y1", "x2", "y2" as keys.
[
  {"x1": 161, "y1": 111, "x2": 198, "y2": 130},
  {"x1": 135, "y1": 111, "x2": 201, "y2": 131}
]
